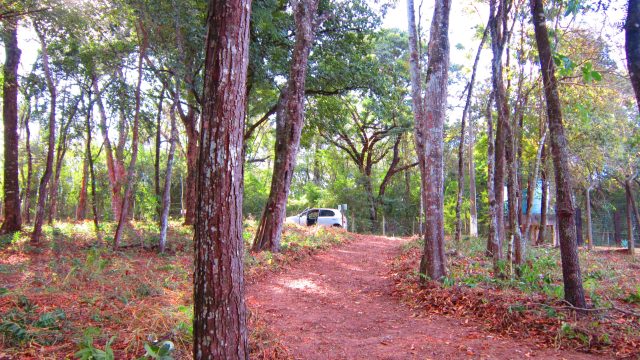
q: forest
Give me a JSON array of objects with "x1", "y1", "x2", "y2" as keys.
[{"x1": 0, "y1": 0, "x2": 639, "y2": 358}]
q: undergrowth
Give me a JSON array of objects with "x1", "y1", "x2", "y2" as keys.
[
  {"x1": 393, "y1": 236, "x2": 640, "y2": 358},
  {"x1": 0, "y1": 220, "x2": 345, "y2": 359}
]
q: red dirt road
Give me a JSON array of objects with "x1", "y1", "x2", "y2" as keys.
[{"x1": 247, "y1": 234, "x2": 600, "y2": 359}]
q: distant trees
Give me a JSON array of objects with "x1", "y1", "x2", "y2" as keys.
[{"x1": 192, "y1": 0, "x2": 251, "y2": 356}]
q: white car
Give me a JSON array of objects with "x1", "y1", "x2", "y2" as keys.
[{"x1": 286, "y1": 208, "x2": 347, "y2": 229}]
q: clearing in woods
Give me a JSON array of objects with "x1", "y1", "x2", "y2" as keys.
[{"x1": 247, "y1": 234, "x2": 597, "y2": 359}]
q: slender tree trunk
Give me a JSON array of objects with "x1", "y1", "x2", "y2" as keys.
[
  {"x1": 468, "y1": 110, "x2": 478, "y2": 238},
  {"x1": 364, "y1": 174, "x2": 378, "y2": 232},
  {"x1": 585, "y1": 185, "x2": 593, "y2": 249},
  {"x1": 486, "y1": 92, "x2": 501, "y2": 261},
  {"x1": 93, "y1": 78, "x2": 124, "y2": 220},
  {"x1": 455, "y1": 24, "x2": 488, "y2": 243},
  {"x1": 0, "y1": 18, "x2": 22, "y2": 234},
  {"x1": 626, "y1": 179, "x2": 636, "y2": 255},
  {"x1": 85, "y1": 90, "x2": 102, "y2": 241},
  {"x1": 252, "y1": 0, "x2": 322, "y2": 252},
  {"x1": 530, "y1": 0, "x2": 586, "y2": 307},
  {"x1": 49, "y1": 98, "x2": 78, "y2": 223},
  {"x1": 76, "y1": 156, "x2": 88, "y2": 221},
  {"x1": 31, "y1": 26, "x2": 57, "y2": 243},
  {"x1": 113, "y1": 32, "x2": 146, "y2": 249},
  {"x1": 183, "y1": 118, "x2": 198, "y2": 225},
  {"x1": 614, "y1": 209, "x2": 623, "y2": 246},
  {"x1": 489, "y1": 0, "x2": 512, "y2": 267},
  {"x1": 193, "y1": 0, "x2": 251, "y2": 355},
  {"x1": 155, "y1": 86, "x2": 165, "y2": 219},
  {"x1": 522, "y1": 131, "x2": 546, "y2": 246},
  {"x1": 632, "y1": 180, "x2": 640, "y2": 241},
  {"x1": 537, "y1": 144, "x2": 548, "y2": 245},
  {"x1": 159, "y1": 96, "x2": 178, "y2": 253},
  {"x1": 408, "y1": 0, "x2": 451, "y2": 281},
  {"x1": 626, "y1": 0, "x2": 640, "y2": 111},
  {"x1": 22, "y1": 104, "x2": 33, "y2": 224}
]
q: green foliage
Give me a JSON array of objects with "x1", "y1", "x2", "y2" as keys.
[
  {"x1": 74, "y1": 328, "x2": 115, "y2": 360},
  {"x1": 0, "y1": 297, "x2": 66, "y2": 347},
  {"x1": 624, "y1": 286, "x2": 640, "y2": 305},
  {"x1": 141, "y1": 341, "x2": 175, "y2": 360}
]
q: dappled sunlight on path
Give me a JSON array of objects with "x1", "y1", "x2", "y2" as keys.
[{"x1": 247, "y1": 235, "x2": 597, "y2": 359}]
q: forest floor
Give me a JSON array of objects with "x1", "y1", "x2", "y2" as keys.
[
  {"x1": 248, "y1": 233, "x2": 605, "y2": 359},
  {"x1": 1, "y1": 222, "x2": 638, "y2": 359}
]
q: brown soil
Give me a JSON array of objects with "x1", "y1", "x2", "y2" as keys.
[{"x1": 247, "y1": 234, "x2": 601, "y2": 359}]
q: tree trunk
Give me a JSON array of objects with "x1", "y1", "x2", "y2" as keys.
[
  {"x1": 93, "y1": 78, "x2": 124, "y2": 220},
  {"x1": 193, "y1": 0, "x2": 251, "y2": 355},
  {"x1": 85, "y1": 90, "x2": 102, "y2": 241},
  {"x1": 22, "y1": 103, "x2": 33, "y2": 224},
  {"x1": 408, "y1": 0, "x2": 450, "y2": 281},
  {"x1": 155, "y1": 86, "x2": 165, "y2": 219},
  {"x1": 455, "y1": 24, "x2": 488, "y2": 243},
  {"x1": 575, "y1": 207, "x2": 583, "y2": 246},
  {"x1": 159, "y1": 95, "x2": 178, "y2": 253},
  {"x1": 76, "y1": 156, "x2": 88, "y2": 221},
  {"x1": 530, "y1": 0, "x2": 586, "y2": 307},
  {"x1": 182, "y1": 118, "x2": 198, "y2": 226},
  {"x1": 537, "y1": 144, "x2": 548, "y2": 245},
  {"x1": 614, "y1": 209, "x2": 623, "y2": 246},
  {"x1": 31, "y1": 26, "x2": 57, "y2": 243},
  {"x1": 585, "y1": 186, "x2": 593, "y2": 249},
  {"x1": 252, "y1": 0, "x2": 322, "y2": 252},
  {"x1": 489, "y1": 0, "x2": 511, "y2": 266},
  {"x1": 486, "y1": 92, "x2": 501, "y2": 261},
  {"x1": 364, "y1": 174, "x2": 378, "y2": 232},
  {"x1": 632, "y1": 180, "x2": 640, "y2": 241},
  {"x1": 626, "y1": 0, "x2": 640, "y2": 111},
  {"x1": 626, "y1": 179, "x2": 636, "y2": 255},
  {"x1": 468, "y1": 110, "x2": 478, "y2": 238},
  {"x1": 113, "y1": 31, "x2": 146, "y2": 249},
  {"x1": 0, "y1": 18, "x2": 22, "y2": 234},
  {"x1": 49, "y1": 98, "x2": 78, "y2": 223}
]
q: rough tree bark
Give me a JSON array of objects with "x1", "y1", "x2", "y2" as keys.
[
  {"x1": 31, "y1": 25, "x2": 56, "y2": 243},
  {"x1": 0, "y1": 17, "x2": 22, "y2": 234},
  {"x1": 193, "y1": 0, "x2": 251, "y2": 355},
  {"x1": 530, "y1": 0, "x2": 586, "y2": 307},
  {"x1": 408, "y1": 0, "x2": 451, "y2": 281},
  {"x1": 455, "y1": 24, "x2": 488, "y2": 243},
  {"x1": 626, "y1": 0, "x2": 640, "y2": 111},
  {"x1": 159, "y1": 94, "x2": 178, "y2": 253},
  {"x1": 252, "y1": 0, "x2": 323, "y2": 252},
  {"x1": 113, "y1": 27, "x2": 146, "y2": 249},
  {"x1": 489, "y1": 0, "x2": 523, "y2": 270}
]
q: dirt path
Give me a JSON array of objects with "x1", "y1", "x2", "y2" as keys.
[{"x1": 247, "y1": 235, "x2": 602, "y2": 359}]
